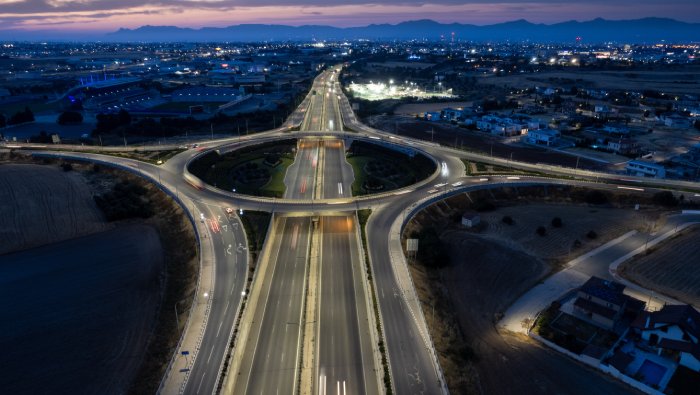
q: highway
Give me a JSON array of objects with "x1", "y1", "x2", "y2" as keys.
[
  {"x1": 233, "y1": 216, "x2": 311, "y2": 395},
  {"x1": 25, "y1": 66, "x2": 700, "y2": 395},
  {"x1": 316, "y1": 216, "x2": 378, "y2": 395},
  {"x1": 181, "y1": 202, "x2": 248, "y2": 395}
]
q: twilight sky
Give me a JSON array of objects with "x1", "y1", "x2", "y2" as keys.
[{"x1": 1, "y1": 0, "x2": 699, "y2": 32}]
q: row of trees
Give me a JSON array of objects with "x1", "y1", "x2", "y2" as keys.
[{"x1": 0, "y1": 107, "x2": 34, "y2": 127}]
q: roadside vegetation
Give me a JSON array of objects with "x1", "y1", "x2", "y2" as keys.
[
  {"x1": 346, "y1": 140, "x2": 436, "y2": 196},
  {"x1": 188, "y1": 139, "x2": 296, "y2": 197}
]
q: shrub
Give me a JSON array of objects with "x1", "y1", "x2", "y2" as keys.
[
  {"x1": 551, "y1": 217, "x2": 563, "y2": 228},
  {"x1": 584, "y1": 190, "x2": 608, "y2": 205},
  {"x1": 586, "y1": 230, "x2": 598, "y2": 239},
  {"x1": 536, "y1": 226, "x2": 547, "y2": 236},
  {"x1": 57, "y1": 111, "x2": 83, "y2": 125},
  {"x1": 502, "y1": 215, "x2": 514, "y2": 225},
  {"x1": 60, "y1": 163, "x2": 73, "y2": 172},
  {"x1": 652, "y1": 191, "x2": 678, "y2": 207}
]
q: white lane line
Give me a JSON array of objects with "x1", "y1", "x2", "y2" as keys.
[
  {"x1": 207, "y1": 347, "x2": 214, "y2": 364},
  {"x1": 224, "y1": 300, "x2": 230, "y2": 314},
  {"x1": 216, "y1": 321, "x2": 223, "y2": 337},
  {"x1": 196, "y1": 373, "x2": 206, "y2": 394}
]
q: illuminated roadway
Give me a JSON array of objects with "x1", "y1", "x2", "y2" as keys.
[{"x1": 26, "y1": 67, "x2": 700, "y2": 395}]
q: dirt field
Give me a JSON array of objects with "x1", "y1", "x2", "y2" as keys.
[
  {"x1": 475, "y1": 203, "x2": 648, "y2": 262},
  {"x1": 0, "y1": 224, "x2": 163, "y2": 395},
  {"x1": 403, "y1": 194, "x2": 648, "y2": 394},
  {"x1": 0, "y1": 163, "x2": 111, "y2": 255},
  {"x1": 479, "y1": 67, "x2": 700, "y2": 95},
  {"x1": 618, "y1": 226, "x2": 700, "y2": 307}
]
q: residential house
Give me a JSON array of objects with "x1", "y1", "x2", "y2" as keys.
[
  {"x1": 626, "y1": 160, "x2": 666, "y2": 179},
  {"x1": 632, "y1": 304, "x2": 700, "y2": 372},
  {"x1": 573, "y1": 276, "x2": 645, "y2": 330},
  {"x1": 607, "y1": 138, "x2": 640, "y2": 156},
  {"x1": 524, "y1": 129, "x2": 560, "y2": 146},
  {"x1": 442, "y1": 107, "x2": 463, "y2": 122}
]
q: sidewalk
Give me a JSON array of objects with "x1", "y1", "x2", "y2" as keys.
[{"x1": 500, "y1": 213, "x2": 700, "y2": 333}]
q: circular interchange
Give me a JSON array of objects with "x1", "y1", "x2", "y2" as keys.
[{"x1": 186, "y1": 133, "x2": 441, "y2": 203}]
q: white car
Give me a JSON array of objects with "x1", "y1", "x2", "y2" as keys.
[{"x1": 225, "y1": 207, "x2": 234, "y2": 214}]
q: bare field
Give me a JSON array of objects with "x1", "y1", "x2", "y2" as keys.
[
  {"x1": 618, "y1": 226, "x2": 700, "y2": 307},
  {"x1": 0, "y1": 224, "x2": 163, "y2": 395},
  {"x1": 476, "y1": 203, "x2": 648, "y2": 262},
  {"x1": 404, "y1": 196, "x2": 647, "y2": 394},
  {"x1": 0, "y1": 164, "x2": 110, "y2": 255},
  {"x1": 479, "y1": 67, "x2": 700, "y2": 95}
]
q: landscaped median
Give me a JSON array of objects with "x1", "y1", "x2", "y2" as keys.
[{"x1": 188, "y1": 139, "x2": 296, "y2": 198}]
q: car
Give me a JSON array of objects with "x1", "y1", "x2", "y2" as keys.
[{"x1": 225, "y1": 207, "x2": 234, "y2": 214}]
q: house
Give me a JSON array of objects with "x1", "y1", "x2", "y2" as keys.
[
  {"x1": 461, "y1": 211, "x2": 480, "y2": 228},
  {"x1": 424, "y1": 111, "x2": 441, "y2": 121},
  {"x1": 632, "y1": 304, "x2": 700, "y2": 372},
  {"x1": 573, "y1": 276, "x2": 645, "y2": 330},
  {"x1": 524, "y1": 129, "x2": 560, "y2": 146},
  {"x1": 663, "y1": 114, "x2": 693, "y2": 128},
  {"x1": 607, "y1": 138, "x2": 639, "y2": 156},
  {"x1": 626, "y1": 160, "x2": 666, "y2": 179},
  {"x1": 442, "y1": 107, "x2": 463, "y2": 122}
]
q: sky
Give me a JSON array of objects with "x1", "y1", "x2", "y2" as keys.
[{"x1": 1, "y1": 0, "x2": 699, "y2": 32}]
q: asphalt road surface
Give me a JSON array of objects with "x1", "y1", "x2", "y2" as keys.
[
  {"x1": 183, "y1": 202, "x2": 248, "y2": 395},
  {"x1": 317, "y1": 216, "x2": 379, "y2": 395},
  {"x1": 320, "y1": 139, "x2": 353, "y2": 199},
  {"x1": 234, "y1": 216, "x2": 311, "y2": 394}
]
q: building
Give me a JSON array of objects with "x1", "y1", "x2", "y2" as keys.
[
  {"x1": 524, "y1": 129, "x2": 560, "y2": 146},
  {"x1": 172, "y1": 87, "x2": 242, "y2": 102},
  {"x1": 461, "y1": 211, "x2": 481, "y2": 228},
  {"x1": 0, "y1": 87, "x2": 10, "y2": 99},
  {"x1": 424, "y1": 111, "x2": 441, "y2": 121},
  {"x1": 573, "y1": 276, "x2": 645, "y2": 330},
  {"x1": 442, "y1": 107, "x2": 463, "y2": 121},
  {"x1": 607, "y1": 138, "x2": 639, "y2": 156},
  {"x1": 632, "y1": 304, "x2": 700, "y2": 372},
  {"x1": 626, "y1": 160, "x2": 666, "y2": 179}
]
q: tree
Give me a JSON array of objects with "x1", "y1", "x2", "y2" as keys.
[
  {"x1": 0, "y1": 113, "x2": 6, "y2": 128},
  {"x1": 586, "y1": 230, "x2": 598, "y2": 239},
  {"x1": 652, "y1": 191, "x2": 678, "y2": 207},
  {"x1": 8, "y1": 107, "x2": 34, "y2": 125},
  {"x1": 584, "y1": 190, "x2": 608, "y2": 205},
  {"x1": 57, "y1": 111, "x2": 83, "y2": 125},
  {"x1": 502, "y1": 215, "x2": 514, "y2": 225},
  {"x1": 551, "y1": 217, "x2": 563, "y2": 228},
  {"x1": 694, "y1": 120, "x2": 700, "y2": 132},
  {"x1": 536, "y1": 226, "x2": 547, "y2": 236}
]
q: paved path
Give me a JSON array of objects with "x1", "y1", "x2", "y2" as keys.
[{"x1": 500, "y1": 213, "x2": 700, "y2": 333}]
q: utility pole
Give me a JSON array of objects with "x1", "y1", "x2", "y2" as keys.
[{"x1": 210, "y1": 123, "x2": 214, "y2": 140}]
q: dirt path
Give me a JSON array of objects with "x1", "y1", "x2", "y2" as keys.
[{"x1": 0, "y1": 164, "x2": 110, "y2": 255}]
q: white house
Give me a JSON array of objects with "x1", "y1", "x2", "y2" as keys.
[
  {"x1": 632, "y1": 304, "x2": 700, "y2": 372},
  {"x1": 626, "y1": 160, "x2": 666, "y2": 179},
  {"x1": 524, "y1": 129, "x2": 560, "y2": 146}
]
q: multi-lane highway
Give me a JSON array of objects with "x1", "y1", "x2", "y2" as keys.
[
  {"x1": 25, "y1": 66, "x2": 700, "y2": 395},
  {"x1": 233, "y1": 216, "x2": 311, "y2": 395},
  {"x1": 317, "y1": 216, "x2": 378, "y2": 395}
]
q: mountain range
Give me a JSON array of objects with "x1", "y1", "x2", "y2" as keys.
[{"x1": 3, "y1": 18, "x2": 700, "y2": 43}]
